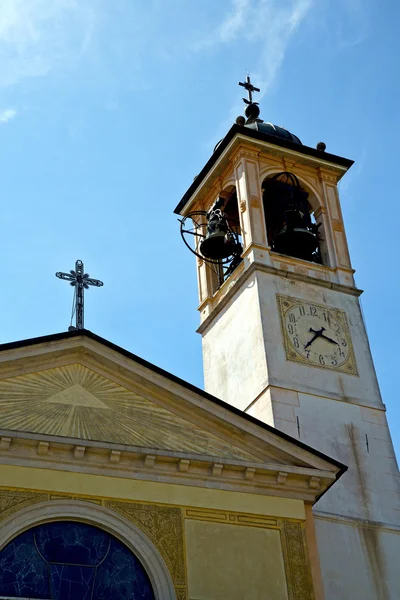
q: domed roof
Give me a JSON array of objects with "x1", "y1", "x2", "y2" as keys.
[{"x1": 245, "y1": 120, "x2": 302, "y2": 145}]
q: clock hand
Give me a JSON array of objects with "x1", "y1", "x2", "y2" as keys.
[
  {"x1": 304, "y1": 335, "x2": 317, "y2": 350},
  {"x1": 320, "y1": 332, "x2": 338, "y2": 345},
  {"x1": 304, "y1": 327, "x2": 323, "y2": 350}
]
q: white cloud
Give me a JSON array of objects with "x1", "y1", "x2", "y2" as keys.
[
  {"x1": 0, "y1": 0, "x2": 98, "y2": 87},
  {"x1": 334, "y1": 0, "x2": 370, "y2": 48},
  {"x1": 0, "y1": 108, "x2": 17, "y2": 123},
  {"x1": 194, "y1": 0, "x2": 313, "y2": 96}
]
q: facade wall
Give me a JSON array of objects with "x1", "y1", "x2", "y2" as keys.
[
  {"x1": 0, "y1": 465, "x2": 316, "y2": 600},
  {"x1": 315, "y1": 518, "x2": 400, "y2": 600},
  {"x1": 185, "y1": 520, "x2": 288, "y2": 600}
]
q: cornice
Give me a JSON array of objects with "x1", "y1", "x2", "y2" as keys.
[
  {"x1": 175, "y1": 126, "x2": 353, "y2": 215},
  {"x1": 198, "y1": 261, "x2": 362, "y2": 335},
  {"x1": 0, "y1": 430, "x2": 337, "y2": 504}
]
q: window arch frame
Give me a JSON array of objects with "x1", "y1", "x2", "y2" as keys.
[
  {"x1": 259, "y1": 167, "x2": 332, "y2": 266},
  {"x1": 0, "y1": 500, "x2": 176, "y2": 600}
]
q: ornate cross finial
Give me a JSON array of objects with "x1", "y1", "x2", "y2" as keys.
[
  {"x1": 238, "y1": 75, "x2": 260, "y2": 105},
  {"x1": 56, "y1": 259, "x2": 103, "y2": 330}
]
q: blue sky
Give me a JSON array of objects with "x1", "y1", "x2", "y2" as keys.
[{"x1": 0, "y1": 0, "x2": 398, "y2": 458}]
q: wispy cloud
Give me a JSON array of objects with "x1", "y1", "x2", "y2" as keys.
[
  {"x1": 194, "y1": 0, "x2": 313, "y2": 96},
  {"x1": 0, "y1": 0, "x2": 98, "y2": 87},
  {"x1": 334, "y1": 0, "x2": 370, "y2": 48},
  {"x1": 0, "y1": 108, "x2": 17, "y2": 123}
]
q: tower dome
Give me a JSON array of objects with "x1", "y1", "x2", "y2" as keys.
[{"x1": 244, "y1": 120, "x2": 302, "y2": 145}]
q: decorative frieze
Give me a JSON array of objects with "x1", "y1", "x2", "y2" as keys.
[{"x1": 282, "y1": 521, "x2": 315, "y2": 600}]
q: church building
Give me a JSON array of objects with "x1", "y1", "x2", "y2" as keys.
[{"x1": 0, "y1": 79, "x2": 399, "y2": 600}]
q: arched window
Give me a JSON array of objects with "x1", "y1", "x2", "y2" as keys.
[
  {"x1": 262, "y1": 172, "x2": 323, "y2": 264},
  {"x1": 0, "y1": 520, "x2": 155, "y2": 600}
]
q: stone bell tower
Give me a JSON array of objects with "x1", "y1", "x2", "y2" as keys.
[{"x1": 175, "y1": 79, "x2": 400, "y2": 600}]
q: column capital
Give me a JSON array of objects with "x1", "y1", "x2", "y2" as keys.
[
  {"x1": 318, "y1": 167, "x2": 338, "y2": 185},
  {"x1": 229, "y1": 146, "x2": 260, "y2": 169}
]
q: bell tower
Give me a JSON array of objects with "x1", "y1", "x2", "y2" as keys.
[{"x1": 175, "y1": 79, "x2": 400, "y2": 600}]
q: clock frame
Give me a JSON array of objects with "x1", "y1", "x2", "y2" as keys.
[{"x1": 277, "y1": 294, "x2": 358, "y2": 376}]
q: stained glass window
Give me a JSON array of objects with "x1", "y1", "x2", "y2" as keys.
[{"x1": 0, "y1": 521, "x2": 155, "y2": 600}]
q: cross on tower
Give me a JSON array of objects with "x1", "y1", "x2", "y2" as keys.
[
  {"x1": 56, "y1": 259, "x2": 103, "y2": 330},
  {"x1": 238, "y1": 75, "x2": 260, "y2": 105}
]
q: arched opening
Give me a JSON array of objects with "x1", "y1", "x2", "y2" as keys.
[
  {"x1": 262, "y1": 172, "x2": 323, "y2": 264},
  {"x1": 0, "y1": 520, "x2": 155, "y2": 600},
  {"x1": 180, "y1": 185, "x2": 243, "y2": 296}
]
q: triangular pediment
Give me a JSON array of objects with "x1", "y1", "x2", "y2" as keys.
[
  {"x1": 0, "y1": 362, "x2": 259, "y2": 462},
  {"x1": 0, "y1": 331, "x2": 345, "y2": 486}
]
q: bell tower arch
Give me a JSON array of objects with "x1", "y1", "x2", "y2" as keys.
[{"x1": 175, "y1": 80, "x2": 400, "y2": 600}]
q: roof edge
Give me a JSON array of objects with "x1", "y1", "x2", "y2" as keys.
[{"x1": 174, "y1": 124, "x2": 354, "y2": 215}]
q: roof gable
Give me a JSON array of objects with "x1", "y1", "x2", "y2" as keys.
[
  {"x1": 0, "y1": 362, "x2": 258, "y2": 462},
  {"x1": 0, "y1": 330, "x2": 346, "y2": 503}
]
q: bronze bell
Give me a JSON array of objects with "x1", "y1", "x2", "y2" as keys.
[
  {"x1": 273, "y1": 209, "x2": 319, "y2": 261},
  {"x1": 263, "y1": 172, "x2": 320, "y2": 263},
  {"x1": 200, "y1": 222, "x2": 238, "y2": 260},
  {"x1": 200, "y1": 199, "x2": 238, "y2": 260}
]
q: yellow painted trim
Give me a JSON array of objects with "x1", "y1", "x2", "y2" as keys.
[{"x1": 0, "y1": 464, "x2": 305, "y2": 520}]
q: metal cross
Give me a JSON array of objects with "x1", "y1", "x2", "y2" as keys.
[
  {"x1": 56, "y1": 259, "x2": 103, "y2": 330},
  {"x1": 238, "y1": 75, "x2": 260, "y2": 105}
]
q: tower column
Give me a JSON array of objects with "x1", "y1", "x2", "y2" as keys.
[
  {"x1": 231, "y1": 148, "x2": 268, "y2": 253},
  {"x1": 318, "y1": 169, "x2": 354, "y2": 285}
]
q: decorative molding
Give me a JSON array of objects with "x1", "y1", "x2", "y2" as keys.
[
  {"x1": 308, "y1": 477, "x2": 321, "y2": 490},
  {"x1": 250, "y1": 195, "x2": 261, "y2": 208},
  {"x1": 318, "y1": 169, "x2": 338, "y2": 184},
  {"x1": 178, "y1": 459, "x2": 190, "y2": 473},
  {"x1": 109, "y1": 449, "x2": 121, "y2": 463},
  {"x1": 0, "y1": 363, "x2": 258, "y2": 463},
  {"x1": 0, "y1": 490, "x2": 48, "y2": 522},
  {"x1": 144, "y1": 454, "x2": 156, "y2": 468},
  {"x1": 106, "y1": 499, "x2": 186, "y2": 599},
  {"x1": 0, "y1": 437, "x2": 11, "y2": 451},
  {"x1": 37, "y1": 441, "x2": 49, "y2": 456},
  {"x1": 244, "y1": 467, "x2": 256, "y2": 480},
  {"x1": 282, "y1": 521, "x2": 315, "y2": 600},
  {"x1": 0, "y1": 431, "x2": 337, "y2": 503},
  {"x1": 276, "y1": 294, "x2": 358, "y2": 377},
  {"x1": 239, "y1": 199, "x2": 247, "y2": 212},
  {"x1": 332, "y1": 219, "x2": 344, "y2": 232},
  {"x1": 211, "y1": 462, "x2": 223, "y2": 476},
  {"x1": 294, "y1": 265, "x2": 307, "y2": 275},
  {"x1": 0, "y1": 488, "x2": 319, "y2": 600},
  {"x1": 276, "y1": 472, "x2": 288, "y2": 485},
  {"x1": 0, "y1": 497, "x2": 178, "y2": 600},
  {"x1": 198, "y1": 261, "x2": 362, "y2": 335},
  {"x1": 184, "y1": 507, "x2": 278, "y2": 529},
  {"x1": 283, "y1": 158, "x2": 296, "y2": 170},
  {"x1": 73, "y1": 445, "x2": 86, "y2": 460},
  {"x1": 308, "y1": 477, "x2": 320, "y2": 490},
  {"x1": 229, "y1": 147, "x2": 260, "y2": 169}
]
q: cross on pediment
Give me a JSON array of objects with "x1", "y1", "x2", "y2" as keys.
[{"x1": 55, "y1": 259, "x2": 103, "y2": 330}]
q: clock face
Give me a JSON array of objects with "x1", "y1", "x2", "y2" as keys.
[{"x1": 277, "y1": 295, "x2": 358, "y2": 375}]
